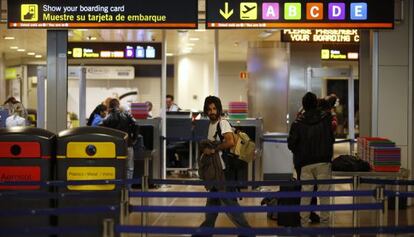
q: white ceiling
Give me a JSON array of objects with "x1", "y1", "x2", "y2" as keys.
[{"x1": 0, "y1": 23, "x2": 281, "y2": 64}]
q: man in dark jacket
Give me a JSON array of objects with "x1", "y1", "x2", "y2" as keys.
[
  {"x1": 102, "y1": 98, "x2": 139, "y2": 181},
  {"x1": 288, "y1": 92, "x2": 334, "y2": 227}
]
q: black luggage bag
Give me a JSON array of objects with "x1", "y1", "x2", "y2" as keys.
[{"x1": 277, "y1": 183, "x2": 301, "y2": 227}]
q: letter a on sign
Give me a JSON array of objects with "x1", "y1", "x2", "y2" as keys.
[{"x1": 262, "y1": 3, "x2": 279, "y2": 20}]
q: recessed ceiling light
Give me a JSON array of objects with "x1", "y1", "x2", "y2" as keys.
[
  {"x1": 166, "y1": 53, "x2": 174, "y2": 57},
  {"x1": 10, "y1": 46, "x2": 18, "y2": 49},
  {"x1": 189, "y1": 37, "x2": 199, "y2": 41},
  {"x1": 17, "y1": 49, "x2": 26, "y2": 52},
  {"x1": 187, "y1": 43, "x2": 195, "y2": 46},
  {"x1": 35, "y1": 55, "x2": 42, "y2": 58},
  {"x1": 3, "y1": 36, "x2": 15, "y2": 40},
  {"x1": 27, "y1": 52, "x2": 35, "y2": 56}
]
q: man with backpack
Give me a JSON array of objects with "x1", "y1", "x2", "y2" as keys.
[
  {"x1": 102, "y1": 98, "x2": 139, "y2": 182},
  {"x1": 193, "y1": 96, "x2": 254, "y2": 237},
  {"x1": 288, "y1": 92, "x2": 335, "y2": 227}
]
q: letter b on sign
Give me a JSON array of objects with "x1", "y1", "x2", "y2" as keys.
[{"x1": 284, "y1": 3, "x2": 301, "y2": 20}]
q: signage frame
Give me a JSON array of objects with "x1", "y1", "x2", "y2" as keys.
[
  {"x1": 206, "y1": 0, "x2": 394, "y2": 29},
  {"x1": 8, "y1": 0, "x2": 198, "y2": 29}
]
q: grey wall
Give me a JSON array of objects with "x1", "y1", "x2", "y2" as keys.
[
  {"x1": 219, "y1": 61, "x2": 248, "y2": 109},
  {"x1": 374, "y1": 1, "x2": 413, "y2": 170}
]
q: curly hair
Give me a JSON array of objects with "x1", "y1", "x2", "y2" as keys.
[{"x1": 203, "y1": 96, "x2": 223, "y2": 116}]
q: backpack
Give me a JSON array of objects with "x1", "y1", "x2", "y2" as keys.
[
  {"x1": 232, "y1": 129, "x2": 256, "y2": 163},
  {"x1": 215, "y1": 121, "x2": 256, "y2": 163}
]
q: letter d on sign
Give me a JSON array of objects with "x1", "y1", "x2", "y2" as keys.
[{"x1": 329, "y1": 3, "x2": 345, "y2": 20}]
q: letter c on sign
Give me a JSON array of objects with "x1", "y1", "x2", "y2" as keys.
[{"x1": 310, "y1": 6, "x2": 319, "y2": 18}]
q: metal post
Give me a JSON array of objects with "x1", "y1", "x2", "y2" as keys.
[
  {"x1": 79, "y1": 67, "x2": 87, "y2": 126},
  {"x1": 371, "y1": 31, "x2": 379, "y2": 137},
  {"x1": 36, "y1": 66, "x2": 46, "y2": 129},
  {"x1": 161, "y1": 30, "x2": 167, "y2": 180},
  {"x1": 120, "y1": 188, "x2": 129, "y2": 224},
  {"x1": 352, "y1": 176, "x2": 359, "y2": 237},
  {"x1": 102, "y1": 218, "x2": 115, "y2": 237},
  {"x1": 306, "y1": 67, "x2": 312, "y2": 92},
  {"x1": 348, "y1": 66, "x2": 355, "y2": 155},
  {"x1": 46, "y1": 30, "x2": 68, "y2": 133},
  {"x1": 395, "y1": 177, "x2": 400, "y2": 226},
  {"x1": 141, "y1": 175, "x2": 149, "y2": 237},
  {"x1": 375, "y1": 186, "x2": 385, "y2": 232},
  {"x1": 214, "y1": 30, "x2": 219, "y2": 97}
]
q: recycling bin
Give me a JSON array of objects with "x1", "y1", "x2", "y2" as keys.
[
  {"x1": 0, "y1": 127, "x2": 56, "y2": 232},
  {"x1": 56, "y1": 126, "x2": 127, "y2": 237}
]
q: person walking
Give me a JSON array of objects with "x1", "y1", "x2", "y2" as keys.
[{"x1": 193, "y1": 95, "x2": 254, "y2": 237}]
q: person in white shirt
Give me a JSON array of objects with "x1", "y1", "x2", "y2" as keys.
[
  {"x1": 166, "y1": 94, "x2": 181, "y2": 112},
  {"x1": 193, "y1": 95, "x2": 254, "y2": 237},
  {"x1": 6, "y1": 103, "x2": 26, "y2": 128}
]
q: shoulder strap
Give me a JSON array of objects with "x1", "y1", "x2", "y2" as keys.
[{"x1": 213, "y1": 121, "x2": 224, "y2": 142}]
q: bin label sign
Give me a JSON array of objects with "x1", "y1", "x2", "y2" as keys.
[
  {"x1": 0, "y1": 142, "x2": 41, "y2": 158},
  {"x1": 0, "y1": 166, "x2": 41, "y2": 190},
  {"x1": 66, "y1": 142, "x2": 116, "y2": 159},
  {"x1": 67, "y1": 167, "x2": 115, "y2": 190}
]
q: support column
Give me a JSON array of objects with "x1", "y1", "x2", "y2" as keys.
[
  {"x1": 0, "y1": 53, "x2": 5, "y2": 103},
  {"x1": 47, "y1": 30, "x2": 68, "y2": 133}
]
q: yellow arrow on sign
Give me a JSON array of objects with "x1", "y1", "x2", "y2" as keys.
[{"x1": 220, "y1": 2, "x2": 233, "y2": 20}]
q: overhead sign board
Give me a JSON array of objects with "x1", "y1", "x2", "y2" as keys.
[
  {"x1": 7, "y1": 0, "x2": 198, "y2": 29},
  {"x1": 282, "y1": 29, "x2": 360, "y2": 43},
  {"x1": 321, "y1": 44, "x2": 359, "y2": 61},
  {"x1": 206, "y1": 0, "x2": 394, "y2": 29},
  {"x1": 68, "y1": 42, "x2": 161, "y2": 60}
]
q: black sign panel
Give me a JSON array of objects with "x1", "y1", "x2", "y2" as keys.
[
  {"x1": 67, "y1": 42, "x2": 162, "y2": 60},
  {"x1": 206, "y1": 0, "x2": 394, "y2": 29},
  {"x1": 282, "y1": 29, "x2": 360, "y2": 43},
  {"x1": 8, "y1": 0, "x2": 198, "y2": 29}
]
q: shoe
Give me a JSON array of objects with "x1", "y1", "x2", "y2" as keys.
[{"x1": 309, "y1": 212, "x2": 320, "y2": 223}]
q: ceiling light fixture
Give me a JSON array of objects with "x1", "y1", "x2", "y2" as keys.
[
  {"x1": 166, "y1": 53, "x2": 174, "y2": 57},
  {"x1": 189, "y1": 37, "x2": 199, "y2": 41},
  {"x1": 27, "y1": 52, "x2": 36, "y2": 56},
  {"x1": 3, "y1": 36, "x2": 15, "y2": 40},
  {"x1": 10, "y1": 46, "x2": 18, "y2": 49},
  {"x1": 17, "y1": 49, "x2": 26, "y2": 52},
  {"x1": 35, "y1": 55, "x2": 42, "y2": 58},
  {"x1": 87, "y1": 36, "x2": 97, "y2": 40}
]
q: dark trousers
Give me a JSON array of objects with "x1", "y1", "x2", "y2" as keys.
[{"x1": 193, "y1": 186, "x2": 254, "y2": 237}]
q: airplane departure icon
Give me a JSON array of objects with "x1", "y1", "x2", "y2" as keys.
[
  {"x1": 242, "y1": 5, "x2": 256, "y2": 14},
  {"x1": 240, "y1": 3, "x2": 257, "y2": 20}
]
